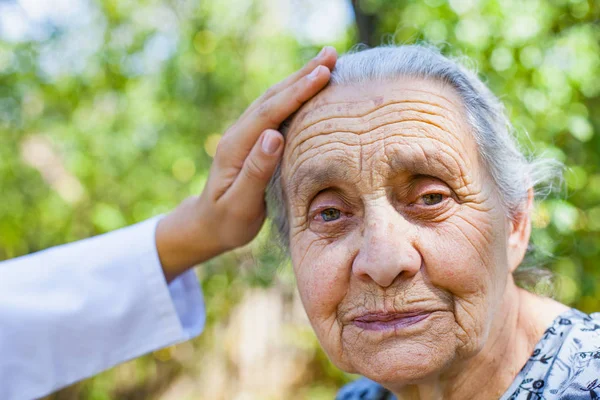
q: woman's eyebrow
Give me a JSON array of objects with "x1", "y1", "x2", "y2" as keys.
[
  {"x1": 386, "y1": 148, "x2": 465, "y2": 185},
  {"x1": 287, "y1": 163, "x2": 354, "y2": 198}
]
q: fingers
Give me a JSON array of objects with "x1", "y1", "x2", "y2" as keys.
[
  {"x1": 222, "y1": 129, "x2": 284, "y2": 210},
  {"x1": 273, "y1": 46, "x2": 337, "y2": 97},
  {"x1": 210, "y1": 47, "x2": 336, "y2": 205},
  {"x1": 258, "y1": 65, "x2": 332, "y2": 125},
  {"x1": 222, "y1": 64, "x2": 331, "y2": 160},
  {"x1": 243, "y1": 46, "x2": 338, "y2": 117}
]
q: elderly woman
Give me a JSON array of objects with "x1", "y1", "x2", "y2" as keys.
[
  {"x1": 266, "y1": 45, "x2": 600, "y2": 399},
  {"x1": 7, "y1": 43, "x2": 598, "y2": 399}
]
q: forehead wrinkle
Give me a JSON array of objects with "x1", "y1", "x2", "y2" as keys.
[
  {"x1": 292, "y1": 98, "x2": 450, "y2": 138},
  {"x1": 294, "y1": 125, "x2": 471, "y2": 190},
  {"x1": 286, "y1": 100, "x2": 467, "y2": 165},
  {"x1": 284, "y1": 117, "x2": 474, "y2": 199},
  {"x1": 283, "y1": 130, "x2": 360, "y2": 175},
  {"x1": 288, "y1": 141, "x2": 360, "y2": 179},
  {"x1": 286, "y1": 149, "x2": 359, "y2": 199},
  {"x1": 290, "y1": 84, "x2": 463, "y2": 136},
  {"x1": 287, "y1": 113, "x2": 463, "y2": 168},
  {"x1": 282, "y1": 79, "x2": 479, "y2": 202},
  {"x1": 285, "y1": 127, "x2": 472, "y2": 205},
  {"x1": 288, "y1": 98, "x2": 459, "y2": 151}
]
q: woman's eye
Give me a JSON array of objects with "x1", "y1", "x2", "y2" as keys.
[
  {"x1": 320, "y1": 208, "x2": 341, "y2": 221},
  {"x1": 421, "y1": 193, "x2": 444, "y2": 206}
]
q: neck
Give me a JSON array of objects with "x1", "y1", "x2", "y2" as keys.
[{"x1": 391, "y1": 282, "x2": 568, "y2": 400}]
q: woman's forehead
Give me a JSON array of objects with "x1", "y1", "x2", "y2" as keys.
[
  {"x1": 282, "y1": 78, "x2": 478, "y2": 188},
  {"x1": 286, "y1": 77, "x2": 464, "y2": 141}
]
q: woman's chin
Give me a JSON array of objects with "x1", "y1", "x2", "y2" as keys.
[{"x1": 352, "y1": 345, "x2": 455, "y2": 388}]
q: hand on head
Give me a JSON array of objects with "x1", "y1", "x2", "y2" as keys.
[{"x1": 156, "y1": 46, "x2": 338, "y2": 281}]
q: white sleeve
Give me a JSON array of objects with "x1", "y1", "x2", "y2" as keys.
[{"x1": 0, "y1": 216, "x2": 206, "y2": 400}]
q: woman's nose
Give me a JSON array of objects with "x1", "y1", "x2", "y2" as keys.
[{"x1": 351, "y1": 207, "x2": 421, "y2": 288}]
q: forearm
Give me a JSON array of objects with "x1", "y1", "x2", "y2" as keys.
[{"x1": 0, "y1": 217, "x2": 205, "y2": 399}]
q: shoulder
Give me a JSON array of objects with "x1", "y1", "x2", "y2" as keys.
[
  {"x1": 503, "y1": 309, "x2": 600, "y2": 400},
  {"x1": 336, "y1": 377, "x2": 395, "y2": 400}
]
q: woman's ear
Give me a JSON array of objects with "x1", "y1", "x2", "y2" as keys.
[{"x1": 507, "y1": 188, "x2": 534, "y2": 273}]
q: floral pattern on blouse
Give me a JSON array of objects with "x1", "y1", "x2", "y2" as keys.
[{"x1": 336, "y1": 308, "x2": 600, "y2": 400}]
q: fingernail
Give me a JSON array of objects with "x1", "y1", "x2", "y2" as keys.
[
  {"x1": 307, "y1": 65, "x2": 322, "y2": 81},
  {"x1": 316, "y1": 47, "x2": 328, "y2": 59},
  {"x1": 262, "y1": 130, "x2": 281, "y2": 155}
]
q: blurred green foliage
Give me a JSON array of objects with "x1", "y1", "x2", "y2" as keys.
[{"x1": 0, "y1": 0, "x2": 598, "y2": 398}]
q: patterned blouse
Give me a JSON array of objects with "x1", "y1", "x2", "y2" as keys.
[{"x1": 336, "y1": 308, "x2": 600, "y2": 400}]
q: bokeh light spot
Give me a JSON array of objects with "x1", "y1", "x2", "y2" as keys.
[
  {"x1": 194, "y1": 30, "x2": 217, "y2": 54},
  {"x1": 172, "y1": 157, "x2": 196, "y2": 183},
  {"x1": 204, "y1": 133, "x2": 222, "y2": 157},
  {"x1": 491, "y1": 47, "x2": 513, "y2": 72},
  {"x1": 565, "y1": 166, "x2": 588, "y2": 191},
  {"x1": 568, "y1": 115, "x2": 594, "y2": 142}
]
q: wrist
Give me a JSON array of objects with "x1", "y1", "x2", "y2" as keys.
[{"x1": 156, "y1": 196, "x2": 223, "y2": 282}]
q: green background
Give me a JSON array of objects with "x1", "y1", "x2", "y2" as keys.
[{"x1": 0, "y1": 0, "x2": 598, "y2": 398}]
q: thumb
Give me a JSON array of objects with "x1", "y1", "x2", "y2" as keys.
[{"x1": 222, "y1": 129, "x2": 284, "y2": 208}]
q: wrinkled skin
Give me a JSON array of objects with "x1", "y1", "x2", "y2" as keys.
[{"x1": 281, "y1": 78, "x2": 567, "y2": 399}]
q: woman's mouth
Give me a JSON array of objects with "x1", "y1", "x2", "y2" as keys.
[{"x1": 353, "y1": 311, "x2": 431, "y2": 331}]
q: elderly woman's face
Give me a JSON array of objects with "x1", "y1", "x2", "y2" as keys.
[{"x1": 282, "y1": 78, "x2": 522, "y2": 386}]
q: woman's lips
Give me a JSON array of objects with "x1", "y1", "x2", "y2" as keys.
[{"x1": 353, "y1": 311, "x2": 431, "y2": 331}]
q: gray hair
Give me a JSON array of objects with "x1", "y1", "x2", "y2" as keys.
[{"x1": 267, "y1": 44, "x2": 561, "y2": 286}]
